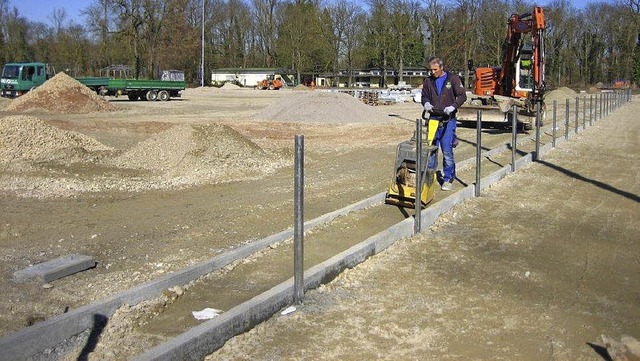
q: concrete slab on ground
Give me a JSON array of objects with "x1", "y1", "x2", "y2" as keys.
[{"x1": 13, "y1": 254, "x2": 96, "y2": 283}]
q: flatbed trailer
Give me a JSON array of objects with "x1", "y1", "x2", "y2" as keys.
[
  {"x1": 74, "y1": 77, "x2": 111, "y2": 92},
  {"x1": 105, "y1": 78, "x2": 185, "y2": 101},
  {"x1": 74, "y1": 77, "x2": 185, "y2": 101}
]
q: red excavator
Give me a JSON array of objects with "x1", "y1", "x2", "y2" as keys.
[{"x1": 460, "y1": 6, "x2": 546, "y2": 129}]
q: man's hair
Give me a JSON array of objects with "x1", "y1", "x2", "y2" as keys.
[{"x1": 429, "y1": 57, "x2": 444, "y2": 68}]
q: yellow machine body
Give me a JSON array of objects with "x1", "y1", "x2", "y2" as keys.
[{"x1": 385, "y1": 118, "x2": 441, "y2": 208}]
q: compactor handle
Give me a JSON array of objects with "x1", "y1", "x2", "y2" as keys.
[{"x1": 421, "y1": 109, "x2": 448, "y2": 120}]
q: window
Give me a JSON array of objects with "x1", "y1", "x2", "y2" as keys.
[{"x1": 21, "y1": 66, "x2": 35, "y2": 81}]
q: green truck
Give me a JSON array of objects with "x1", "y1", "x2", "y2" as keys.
[{"x1": 1, "y1": 62, "x2": 185, "y2": 101}]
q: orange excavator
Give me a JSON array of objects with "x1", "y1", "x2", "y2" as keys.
[
  {"x1": 460, "y1": 6, "x2": 546, "y2": 129},
  {"x1": 255, "y1": 74, "x2": 283, "y2": 90}
]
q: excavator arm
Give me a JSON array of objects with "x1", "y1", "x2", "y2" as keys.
[{"x1": 498, "y1": 6, "x2": 546, "y2": 104}]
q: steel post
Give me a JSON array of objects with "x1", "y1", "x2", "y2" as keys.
[
  {"x1": 565, "y1": 98, "x2": 569, "y2": 140},
  {"x1": 599, "y1": 93, "x2": 603, "y2": 120},
  {"x1": 589, "y1": 95, "x2": 593, "y2": 126},
  {"x1": 475, "y1": 110, "x2": 482, "y2": 197},
  {"x1": 582, "y1": 96, "x2": 586, "y2": 129},
  {"x1": 294, "y1": 135, "x2": 304, "y2": 304},
  {"x1": 512, "y1": 105, "x2": 517, "y2": 171},
  {"x1": 535, "y1": 102, "x2": 541, "y2": 161},
  {"x1": 575, "y1": 97, "x2": 579, "y2": 134},
  {"x1": 414, "y1": 119, "x2": 422, "y2": 234},
  {"x1": 552, "y1": 101, "x2": 557, "y2": 148}
]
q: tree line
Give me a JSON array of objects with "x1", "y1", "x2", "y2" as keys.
[{"x1": 0, "y1": 0, "x2": 637, "y2": 89}]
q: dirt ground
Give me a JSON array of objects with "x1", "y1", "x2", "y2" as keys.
[
  {"x1": 209, "y1": 96, "x2": 640, "y2": 361},
  {"x1": 0, "y1": 82, "x2": 418, "y2": 341},
  {"x1": 0, "y1": 82, "x2": 638, "y2": 360}
]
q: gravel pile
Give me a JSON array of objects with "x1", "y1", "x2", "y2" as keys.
[
  {"x1": 221, "y1": 82, "x2": 242, "y2": 90},
  {"x1": 544, "y1": 87, "x2": 578, "y2": 103},
  {"x1": 254, "y1": 90, "x2": 391, "y2": 123},
  {"x1": 0, "y1": 115, "x2": 113, "y2": 168},
  {"x1": 108, "y1": 123, "x2": 289, "y2": 181},
  {"x1": 0, "y1": 120, "x2": 290, "y2": 197},
  {"x1": 5, "y1": 72, "x2": 117, "y2": 113}
]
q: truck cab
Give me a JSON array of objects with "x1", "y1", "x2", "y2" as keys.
[{"x1": 1, "y1": 62, "x2": 53, "y2": 98}]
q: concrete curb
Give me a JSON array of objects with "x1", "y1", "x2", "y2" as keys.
[
  {"x1": 0, "y1": 193, "x2": 384, "y2": 360},
  {"x1": 134, "y1": 123, "x2": 584, "y2": 360}
]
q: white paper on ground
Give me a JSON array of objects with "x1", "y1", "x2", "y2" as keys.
[
  {"x1": 192, "y1": 308, "x2": 223, "y2": 320},
  {"x1": 280, "y1": 306, "x2": 296, "y2": 315}
]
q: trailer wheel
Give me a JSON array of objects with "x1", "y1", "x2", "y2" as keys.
[
  {"x1": 128, "y1": 92, "x2": 138, "y2": 101},
  {"x1": 146, "y1": 90, "x2": 158, "y2": 101},
  {"x1": 158, "y1": 90, "x2": 170, "y2": 101}
]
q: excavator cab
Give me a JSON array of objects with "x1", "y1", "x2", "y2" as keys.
[{"x1": 516, "y1": 42, "x2": 534, "y2": 92}]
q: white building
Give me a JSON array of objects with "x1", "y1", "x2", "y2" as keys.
[{"x1": 211, "y1": 68, "x2": 293, "y2": 88}]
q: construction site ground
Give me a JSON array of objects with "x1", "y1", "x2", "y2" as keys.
[{"x1": 0, "y1": 81, "x2": 638, "y2": 360}]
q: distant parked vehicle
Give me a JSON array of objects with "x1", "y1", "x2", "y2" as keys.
[{"x1": 1, "y1": 62, "x2": 186, "y2": 101}]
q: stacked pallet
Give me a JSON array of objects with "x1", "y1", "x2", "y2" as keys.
[{"x1": 358, "y1": 90, "x2": 379, "y2": 106}]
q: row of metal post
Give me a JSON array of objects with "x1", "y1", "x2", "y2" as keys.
[{"x1": 292, "y1": 89, "x2": 630, "y2": 304}]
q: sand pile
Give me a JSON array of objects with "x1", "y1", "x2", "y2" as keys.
[
  {"x1": 255, "y1": 91, "x2": 391, "y2": 123},
  {"x1": 5, "y1": 72, "x2": 117, "y2": 113},
  {"x1": 0, "y1": 115, "x2": 113, "y2": 167},
  {"x1": 293, "y1": 84, "x2": 311, "y2": 90},
  {"x1": 544, "y1": 87, "x2": 578, "y2": 103},
  {"x1": 221, "y1": 82, "x2": 242, "y2": 90},
  {"x1": 108, "y1": 123, "x2": 289, "y2": 184}
]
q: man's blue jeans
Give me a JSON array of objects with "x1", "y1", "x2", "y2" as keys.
[{"x1": 428, "y1": 118, "x2": 456, "y2": 182}]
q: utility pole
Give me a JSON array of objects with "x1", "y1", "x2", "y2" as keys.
[{"x1": 201, "y1": 0, "x2": 205, "y2": 87}]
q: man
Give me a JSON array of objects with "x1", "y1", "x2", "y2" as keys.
[{"x1": 421, "y1": 57, "x2": 467, "y2": 191}]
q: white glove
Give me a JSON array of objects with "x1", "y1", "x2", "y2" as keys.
[
  {"x1": 423, "y1": 102, "x2": 434, "y2": 112},
  {"x1": 444, "y1": 106, "x2": 456, "y2": 115}
]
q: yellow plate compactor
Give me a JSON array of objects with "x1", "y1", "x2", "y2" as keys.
[{"x1": 384, "y1": 110, "x2": 443, "y2": 208}]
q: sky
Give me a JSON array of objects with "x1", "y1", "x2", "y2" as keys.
[
  {"x1": 10, "y1": 0, "x2": 595, "y2": 25},
  {"x1": 9, "y1": 0, "x2": 88, "y2": 25}
]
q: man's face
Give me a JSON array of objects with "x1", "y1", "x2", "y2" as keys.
[{"x1": 430, "y1": 63, "x2": 444, "y2": 78}]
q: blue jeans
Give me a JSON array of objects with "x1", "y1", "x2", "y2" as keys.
[{"x1": 428, "y1": 119, "x2": 456, "y2": 182}]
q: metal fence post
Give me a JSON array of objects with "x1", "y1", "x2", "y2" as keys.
[
  {"x1": 582, "y1": 95, "x2": 586, "y2": 130},
  {"x1": 599, "y1": 93, "x2": 603, "y2": 120},
  {"x1": 512, "y1": 106, "x2": 517, "y2": 172},
  {"x1": 575, "y1": 96, "x2": 579, "y2": 134},
  {"x1": 475, "y1": 110, "x2": 482, "y2": 197},
  {"x1": 294, "y1": 135, "x2": 304, "y2": 305},
  {"x1": 589, "y1": 95, "x2": 595, "y2": 126},
  {"x1": 414, "y1": 118, "x2": 422, "y2": 234},
  {"x1": 552, "y1": 100, "x2": 557, "y2": 148},
  {"x1": 535, "y1": 102, "x2": 541, "y2": 161},
  {"x1": 565, "y1": 98, "x2": 569, "y2": 140}
]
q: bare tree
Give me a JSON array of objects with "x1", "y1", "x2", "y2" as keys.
[
  {"x1": 387, "y1": 0, "x2": 423, "y2": 84},
  {"x1": 420, "y1": 0, "x2": 444, "y2": 58},
  {"x1": 111, "y1": 0, "x2": 145, "y2": 78},
  {"x1": 50, "y1": 8, "x2": 67, "y2": 34},
  {"x1": 250, "y1": 0, "x2": 280, "y2": 67},
  {"x1": 328, "y1": 0, "x2": 362, "y2": 86},
  {"x1": 364, "y1": 0, "x2": 391, "y2": 87}
]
